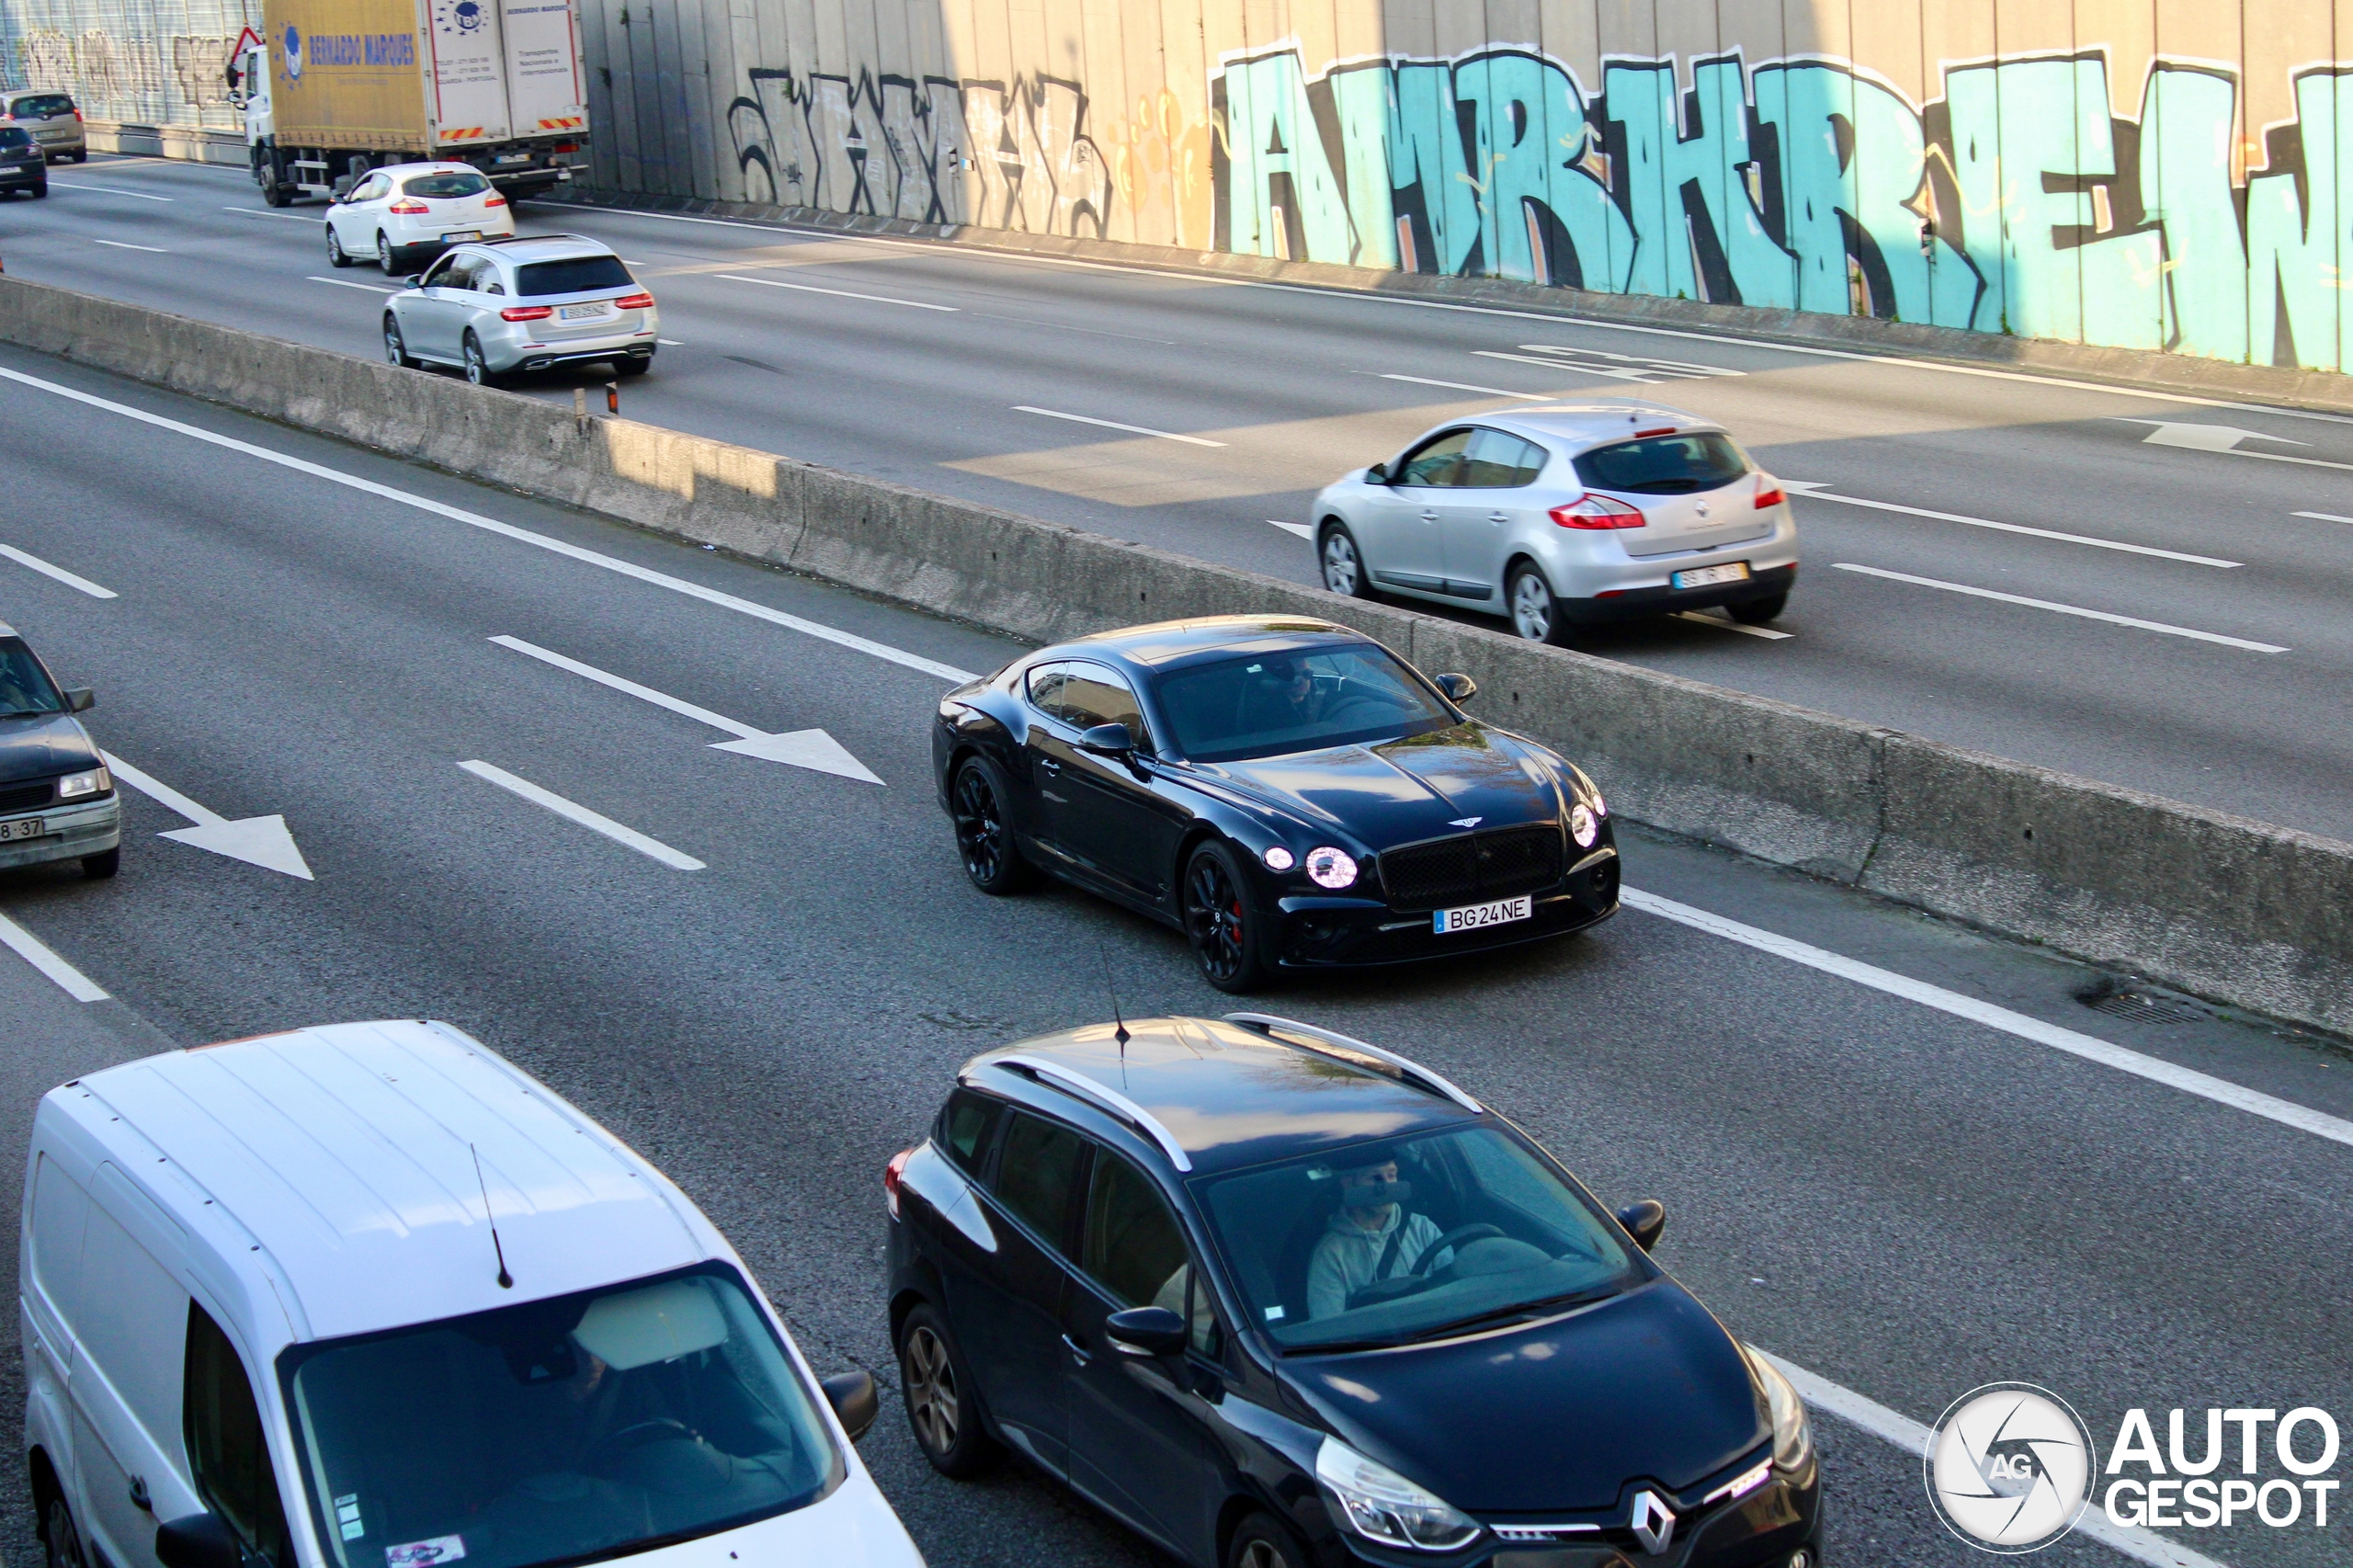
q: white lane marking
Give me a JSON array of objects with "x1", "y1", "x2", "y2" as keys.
[
  {"x1": 100, "y1": 752, "x2": 315, "y2": 879},
  {"x1": 0, "y1": 542, "x2": 116, "y2": 597},
  {"x1": 2293, "y1": 510, "x2": 2353, "y2": 525},
  {"x1": 459, "y1": 759, "x2": 705, "y2": 869},
  {"x1": 489, "y1": 636, "x2": 884, "y2": 783},
  {"x1": 656, "y1": 337, "x2": 684, "y2": 346},
  {"x1": 222, "y1": 205, "x2": 318, "y2": 222},
  {"x1": 1013, "y1": 405, "x2": 1227, "y2": 447},
  {"x1": 712, "y1": 273, "x2": 956, "y2": 311},
  {"x1": 973, "y1": 312, "x2": 1176, "y2": 344},
  {"x1": 1379, "y1": 372, "x2": 1552, "y2": 401},
  {"x1": 51, "y1": 180, "x2": 173, "y2": 201},
  {"x1": 2126, "y1": 417, "x2": 2353, "y2": 472},
  {"x1": 1267, "y1": 519, "x2": 1314, "y2": 539},
  {"x1": 1623, "y1": 886, "x2": 2353, "y2": 1151},
  {"x1": 93, "y1": 239, "x2": 167, "y2": 253},
  {"x1": 1756, "y1": 1353, "x2": 2223, "y2": 1568},
  {"x1": 1780, "y1": 483, "x2": 2240, "y2": 567},
  {"x1": 0, "y1": 365, "x2": 982, "y2": 685},
  {"x1": 1514, "y1": 342, "x2": 1743, "y2": 376},
  {"x1": 1671, "y1": 609, "x2": 1790, "y2": 640},
  {"x1": 0, "y1": 908, "x2": 108, "y2": 1001},
  {"x1": 540, "y1": 201, "x2": 2353, "y2": 427},
  {"x1": 1830, "y1": 563, "x2": 2288, "y2": 653},
  {"x1": 307, "y1": 275, "x2": 400, "y2": 293},
  {"x1": 1473, "y1": 349, "x2": 1674, "y2": 382}
]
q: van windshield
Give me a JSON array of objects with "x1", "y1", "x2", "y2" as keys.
[{"x1": 280, "y1": 1265, "x2": 843, "y2": 1568}]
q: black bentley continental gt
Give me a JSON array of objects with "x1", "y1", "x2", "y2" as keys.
[{"x1": 928, "y1": 616, "x2": 1619, "y2": 990}]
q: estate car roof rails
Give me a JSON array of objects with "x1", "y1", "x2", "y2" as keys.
[
  {"x1": 474, "y1": 233, "x2": 596, "y2": 246},
  {"x1": 986, "y1": 1052, "x2": 1194, "y2": 1172},
  {"x1": 1222, "y1": 1013, "x2": 1483, "y2": 1115}
]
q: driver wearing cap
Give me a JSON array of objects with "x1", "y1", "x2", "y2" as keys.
[{"x1": 1306, "y1": 1156, "x2": 1455, "y2": 1319}]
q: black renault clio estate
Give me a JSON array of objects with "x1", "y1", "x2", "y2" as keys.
[{"x1": 883, "y1": 1015, "x2": 1822, "y2": 1568}]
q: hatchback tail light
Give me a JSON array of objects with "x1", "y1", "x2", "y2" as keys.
[
  {"x1": 387, "y1": 197, "x2": 429, "y2": 213},
  {"x1": 500, "y1": 304, "x2": 553, "y2": 322},
  {"x1": 884, "y1": 1147, "x2": 913, "y2": 1220},
  {"x1": 614, "y1": 291, "x2": 654, "y2": 310},
  {"x1": 71, "y1": 108, "x2": 82, "y2": 122},
  {"x1": 1755, "y1": 476, "x2": 1786, "y2": 509},
  {"x1": 482, "y1": 194, "x2": 508, "y2": 208},
  {"x1": 1550, "y1": 494, "x2": 1646, "y2": 529}
]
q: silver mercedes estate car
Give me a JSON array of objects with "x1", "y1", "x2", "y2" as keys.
[
  {"x1": 1311, "y1": 405, "x2": 1798, "y2": 643},
  {"x1": 383, "y1": 234, "x2": 658, "y2": 385}
]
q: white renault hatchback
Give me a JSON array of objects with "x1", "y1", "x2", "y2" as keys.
[
  {"x1": 1312, "y1": 405, "x2": 1798, "y2": 643},
  {"x1": 324, "y1": 161, "x2": 516, "y2": 273},
  {"x1": 20, "y1": 1019, "x2": 924, "y2": 1568}
]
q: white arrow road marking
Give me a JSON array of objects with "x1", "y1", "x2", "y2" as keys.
[
  {"x1": 0, "y1": 542, "x2": 116, "y2": 597},
  {"x1": 2121, "y1": 416, "x2": 2353, "y2": 472},
  {"x1": 0, "y1": 908, "x2": 108, "y2": 1001},
  {"x1": 99, "y1": 752, "x2": 314, "y2": 879},
  {"x1": 490, "y1": 636, "x2": 884, "y2": 784},
  {"x1": 1830, "y1": 564, "x2": 2289, "y2": 653},
  {"x1": 1267, "y1": 519, "x2": 1314, "y2": 539},
  {"x1": 459, "y1": 760, "x2": 705, "y2": 869},
  {"x1": 1779, "y1": 482, "x2": 2240, "y2": 567}
]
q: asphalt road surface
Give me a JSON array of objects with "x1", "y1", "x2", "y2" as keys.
[
  {"x1": 0, "y1": 347, "x2": 2347, "y2": 1568},
  {"x1": 4, "y1": 158, "x2": 2353, "y2": 846}
]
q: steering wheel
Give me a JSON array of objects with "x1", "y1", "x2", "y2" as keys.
[
  {"x1": 584, "y1": 1417, "x2": 695, "y2": 1471},
  {"x1": 1410, "y1": 1223, "x2": 1505, "y2": 1276}
]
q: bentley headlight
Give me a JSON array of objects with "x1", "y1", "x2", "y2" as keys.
[
  {"x1": 1745, "y1": 1346, "x2": 1813, "y2": 1471},
  {"x1": 1263, "y1": 846, "x2": 1296, "y2": 871},
  {"x1": 1314, "y1": 1436, "x2": 1482, "y2": 1551},
  {"x1": 1304, "y1": 846, "x2": 1357, "y2": 889},
  {"x1": 54, "y1": 766, "x2": 110, "y2": 801},
  {"x1": 1569, "y1": 802, "x2": 1598, "y2": 848}
]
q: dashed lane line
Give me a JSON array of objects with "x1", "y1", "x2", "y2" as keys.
[
  {"x1": 1782, "y1": 483, "x2": 2240, "y2": 566},
  {"x1": 51, "y1": 180, "x2": 173, "y2": 201},
  {"x1": 93, "y1": 239, "x2": 167, "y2": 253},
  {"x1": 0, "y1": 364, "x2": 980, "y2": 686},
  {"x1": 1829, "y1": 564, "x2": 2288, "y2": 653},
  {"x1": 0, "y1": 908, "x2": 108, "y2": 1001},
  {"x1": 1377, "y1": 372, "x2": 1552, "y2": 401},
  {"x1": 0, "y1": 542, "x2": 115, "y2": 597},
  {"x1": 1014, "y1": 405, "x2": 1227, "y2": 446},
  {"x1": 712, "y1": 272, "x2": 956, "y2": 311},
  {"x1": 1671, "y1": 609, "x2": 1790, "y2": 640},
  {"x1": 307, "y1": 275, "x2": 401, "y2": 293},
  {"x1": 459, "y1": 760, "x2": 705, "y2": 869},
  {"x1": 222, "y1": 205, "x2": 321, "y2": 222}
]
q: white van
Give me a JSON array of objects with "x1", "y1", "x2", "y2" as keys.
[{"x1": 19, "y1": 1020, "x2": 923, "y2": 1568}]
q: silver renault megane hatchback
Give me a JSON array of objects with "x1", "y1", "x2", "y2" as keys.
[{"x1": 1312, "y1": 404, "x2": 1798, "y2": 643}]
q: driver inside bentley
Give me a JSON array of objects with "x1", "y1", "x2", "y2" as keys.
[{"x1": 1306, "y1": 1156, "x2": 1458, "y2": 1318}]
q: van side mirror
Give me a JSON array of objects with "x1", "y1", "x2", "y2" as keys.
[
  {"x1": 156, "y1": 1514, "x2": 244, "y2": 1568},
  {"x1": 821, "y1": 1369, "x2": 879, "y2": 1443},
  {"x1": 1106, "y1": 1305, "x2": 1188, "y2": 1358},
  {"x1": 1432, "y1": 673, "x2": 1475, "y2": 703},
  {"x1": 64, "y1": 687, "x2": 93, "y2": 712},
  {"x1": 1076, "y1": 722, "x2": 1135, "y2": 758},
  {"x1": 1616, "y1": 1199, "x2": 1665, "y2": 1252},
  {"x1": 1365, "y1": 461, "x2": 1389, "y2": 485}
]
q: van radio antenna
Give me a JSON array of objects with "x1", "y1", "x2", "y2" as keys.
[{"x1": 471, "y1": 1143, "x2": 515, "y2": 1289}]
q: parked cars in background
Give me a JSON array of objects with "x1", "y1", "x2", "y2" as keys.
[
  {"x1": 885, "y1": 1013, "x2": 1822, "y2": 1568},
  {"x1": 1313, "y1": 405, "x2": 1799, "y2": 643},
  {"x1": 382, "y1": 234, "x2": 657, "y2": 385},
  {"x1": 0, "y1": 127, "x2": 47, "y2": 199},
  {"x1": 933, "y1": 615, "x2": 1618, "y2": 991},
  {"x1": 0, "y1": 620, "x2": 117, "y2": 878},
  {"x1": 21, "y1": 1020, "x2": 925, "y2": 1568},
  {"x1": 2, "y1": 92, "x2": 83, "y2": 163},
  {"x1": 324, "y1": 161, "x2": 517, "y2": 273}
]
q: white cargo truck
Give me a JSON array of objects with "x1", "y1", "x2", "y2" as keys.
[{"x1": 229, "y1": 0, "x2": 587, "y2": 206}]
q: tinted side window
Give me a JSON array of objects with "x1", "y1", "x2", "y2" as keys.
[
  {"x1": 1025, "y1": 662, "x2": 1073, "y2": 719},
  {"x1": 1393, "y1": 429, "x2": 1472, "y2": 487},
  {"x1": 187, "y1": 1303, "x2": 291, "y2": 1568},
  {"x1": 939, "y1": 1092, "x2": 1001, "y2": 1175},
  {"x1": 1081, "y1": 1153, "x2": 1188, "y2": 1310},
  {"x1": 1461, "y1": 428, "x2": 1546, "y2": 487},
  {"x1": 991, "y1": 1112, "x2": 1088, "y2": 1251},
  {"x1": 1054, "y1": 667, "x2": 1147, "y2": 743}
]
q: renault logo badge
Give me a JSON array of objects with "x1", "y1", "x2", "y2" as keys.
[
  {"x1": 1630, "y1": 1490, "x2": 1677, "y2": 1555},
  {"x1": 1696, "y1": 501, "x2": 1711, "y2": 517}
]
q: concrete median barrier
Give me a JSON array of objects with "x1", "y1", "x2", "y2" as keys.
[{"x1": 3, "y1": 275, "x2": 2347, "y2": 1036}]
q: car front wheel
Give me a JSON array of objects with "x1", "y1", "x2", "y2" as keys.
[
  {"x1": 901, "y1": 1305, "x2": 999, "y2": 1478},
  {"x1": 383, "y1": 315, "x2": 416, "y2": 369},
  {"x1": 950, "y1": 758, "x2": 1034, "y2": 894},
  {"x1": 1228, "y1": 1513, "x2": 1307, "y2": 1568},
  {"x1": 1183, "y1": 840, "x2": 1267, "y2": 993},
  {"x1": 325, "y1": 225, "x2": 353, "y2": 267},
  {"x1": 45, "y1": 1494, "x2": 86, "y2": 1568},
  {"x1": 1320, "y1": 521, "x2": 1372, "y2": 598},
  {"x1": 1508, "y1": 562, "x2": 1575, "y2": 646}
]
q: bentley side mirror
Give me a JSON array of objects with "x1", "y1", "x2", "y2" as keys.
[
  {"x1": 1077, "y1": 722, "x2": 1135, "y2": 757},
  {"x1": 1616, "y1": 1199, "x2": 1665, "y2": 1252},
  {"x1": 821, "y1": 1369, "x2": 879, "y2": 1442},
  {"x1": 64, "y1": 687, "x2": 93, "y2": 712},
  {"x1": 1106, "y1": 1305, "x2": 1188, "y2": 1358},
  {"x1": 1433, "y1": 673, "x2": 1475, "y2": 703},
  {"x1": 156, "y1": 1514, "x2": 244, "y2": 1568},
  {"x1": 1364, "y1": 461, "x2": 1389, "y2": 484}
]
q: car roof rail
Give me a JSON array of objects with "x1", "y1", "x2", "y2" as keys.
[
  {"x1": 986, "y1": 1053, "x2": 1194, "y2": 1172},
  {"x1": 475, "y1": 232, "x2": 597, "y2": 246},
  {"x1": 1222, "y1": 1014, "x2": 1483, "y2": 1114}
]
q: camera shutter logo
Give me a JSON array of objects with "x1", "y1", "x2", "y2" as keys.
[{"x1": 1926, "y1": 1383, "x2": 2097, "y2": 1553}]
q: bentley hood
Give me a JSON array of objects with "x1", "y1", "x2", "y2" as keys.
[
  {"x1": 1285, "y1": 1282, "x2": 1767, "y2": 1514},
  {"x1": 1202, "y1": 724, "x2": 1560, "y2": 848}
]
